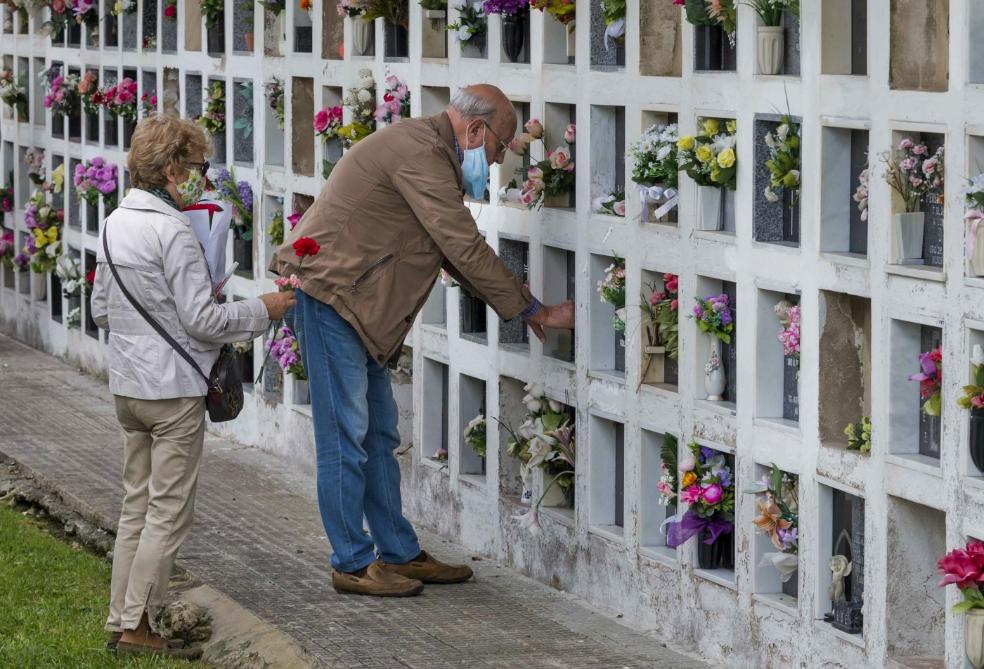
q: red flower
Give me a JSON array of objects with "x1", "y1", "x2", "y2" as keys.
[
  {"x1": 163, "y1": 4, "x2": 176, "y2": 16},
  {"x1": 86, "y1": 269, "x2": 96, "y2": 285},
  {"x1": 938, "y1": 541, "x2": 984, "y2": 589},
  {"x1": 293, "y1": 236, "x2": 320, "y2": 258}
]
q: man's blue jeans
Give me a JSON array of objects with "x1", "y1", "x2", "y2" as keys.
[{"x1": 294, "y1": 290, "x2": 421, "y2": 572}]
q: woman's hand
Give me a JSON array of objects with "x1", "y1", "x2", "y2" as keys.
[{"x1": 260, "y1": 291, "x2": 297, "y2": 320}]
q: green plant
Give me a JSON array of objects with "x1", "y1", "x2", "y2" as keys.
[
  {"x1": 419, "y1": 0, "x2": 447, "y2": 9},
  {"x1": 762, "y1": 114, "x2": 800, "y2": 205},
  {"x1": 463, "y1": 414, "x2": 486, "y2": 459},
  {"x1": 197, "y1": 82, "x2": 226, "y2": 136},
  {"x1": 844, "y1": 417, "x2": 872, "y2": 454},
  {"x1": 363, "y1": 0, "x2": 408, "y2": 27},
  {"x1": 201, "y1": 0, "x2": 224, "y2": 28},
  {"x1": 233, "y1": 81, "x2": 254, "y2": 139},
  {"x1": 446, "y1": 3, "x2": 486, "y2": 47},
  {"x1": 744, "y1": 0, "x2": 798, "y2": 26}
]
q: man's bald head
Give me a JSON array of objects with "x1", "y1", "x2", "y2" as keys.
[{"x1": 447, "y1": 84, "x2": 517, "y2": 165}]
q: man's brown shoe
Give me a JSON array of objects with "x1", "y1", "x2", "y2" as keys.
[
  {"x1": 381, "y1": 551, "x2": 473, "y2": 584},
  {"x1": 332, "y1": 561, "x2": 424, "y2": 597}
]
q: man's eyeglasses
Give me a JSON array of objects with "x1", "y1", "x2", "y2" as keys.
[{"x1": 483, "y1": 122, "x2": 510, "y2": 157}]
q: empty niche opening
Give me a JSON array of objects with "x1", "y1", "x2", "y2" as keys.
[
  {"x1": 84, "y1": 250, "x2": 98, "y2": 336},
  {"x1": 542, "y1": 6, "x2": 574, "y2": 66},
  {"x1": 820, "y1": 126, "x2": 868, "y2": 258},
  {"x1": 498, "y1": 99, "x2": 530, "y2": 205},
  {"x1": 818, "y1": 486, "x2": 865, "y2": 636},
  {"x1": 693, "y1": 16, "x2": 735, "y2": 72},
  {"x1": 755, "y1": 289, "x2": 800, "y2": 425},
  {"x1": 543, "y1": 245, "x2": 575, "y2": 363},
  {"x1": 233, "y1": 0, "x2": 254, "y2": 53},
  {"x1": 543, "y1": 102, "x2": 576, "y2": 209},
  {"x1": 640, "y1": 268, "x2": 679, "y2": 390},
  {"x1": 320, "y1": 86, "x2": 343, "y2": 177},
  {"x1": 889, "y1": 0, "x2": 947, "y2": 92},
  {"x1": 589, "y1": 0, "x2": 624, "y2": 71},
  {"x1": 589, "y1": 106, "x2": 625, "y2": 219},
  {"x1": 590, "y1": 253, "x2": 626, "y2": 378},
  {"x1": 694, "y1": 276, "x2": 738, "y2": 408},
  {"x1": 498, "y1": 236, "x2": 529, "y2": 351},
  {"x1": 889, "y1": 320, "x2": 942, "y2": 463},
  {"x1": 639, "y1": 0, "x2": 681, "y2": 77},
  {"x1": 421, "y1": 1, "x2": 447, "y2": 59},
  {"x1": 232, "y1": 79, "x2": 254, "y2": 165},
  {"x1": 498, "y1": 7, "x2": 530, "y2": 64},
  {"x1": 821, "y1": 0, "x2": 866, "y2": 75},
  {"x1": 818, "y1": 290, "x2": 871, "y2": 451},
  {"x1": 50, "y1": 254, "x2": 63, "y2": 322},
  {"x1": 885, "y1": 497, "x2": 945, "y2": 663},
  {"x1": 589, "y1": 415, "x2": 625, "y2": 537},
  {"x1": 264, "y1": 77, "x2": 285, "y2": 168},
  {"x1": 639, "y1": 430, "x2": 677, "y2": 555},
  {"x1": 458, "y1": 374, "x2": 486, "y2": 477},
  {"x1": 751, "y1": 463, "x2": 799, "y2": 602},
  {"x1": 887, "y1": 130, "x2": 945, "y2": 269},
  {"x1": 291, "y1": 77, "x2": 315, "y2": 177},
  {"x1": 422, "y1": 357, "x2": 450, "y2": 467},
  {"x1": 321, "y1": 0, "x2": 344, "y2": 59},
  {"x1": 160, "y1": 0, "x2": 177, "y2": 52},
  {"x1": 294, "y1": 1, "x2": 313, "y2": 53},
  {"x1": 636, "y1": 110, "x2": 679, "y2": 225},
  {"x1": 141, "y1": 0, "x2": 157, "y2": 50},
  {"x1": 753, "y1": 114, "x2": 801, "y2": 246}
]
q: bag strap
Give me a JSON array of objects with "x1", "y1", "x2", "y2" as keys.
[{"x1": 101, "y1": 221, "x2": 215, "y2": 389}]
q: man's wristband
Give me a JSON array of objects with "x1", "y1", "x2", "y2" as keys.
[{"x1": 520, "y1": 298, "x2": 542, "y2": 320}]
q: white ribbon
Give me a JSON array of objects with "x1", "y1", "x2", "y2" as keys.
[
  {"x1": 604, "y1": 18, "x2": 625, "y2": 50},
  {"x1": 760, "y1": 552, "x2": 799, "y2": 582},
  {"x1": 967, "y1": 209, "x2": 984, "y2": 260},
  {"x1": 638, "y1": 185, "x2": 680, "y2": 222}
]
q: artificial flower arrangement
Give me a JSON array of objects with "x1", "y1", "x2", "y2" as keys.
[
  {"x1": 907, "y1": 346, "x2": 942, "y2": 416},
  {"x1": 502, "y1": 119, "x2": 575, "y2": 210},
  {"x1": 111, "y1": 0, "x2": 137, "y2": 15},
  {"x1": 314, "y1": 105, "x2": 344, "y2": 142},
  {"x1": 66, "y1": 306, "x2": 82, "y2": 329},
  {"x1": 41, "y1": 0, "x2": 72, "y2": 36},
  {"x1": 596, "y1": 256, "x2": 626, "y2": 332},
  {"x1": 680, "y1": 0, "x2": 735, "y2": 43},
  {"x1": 77, "y1": 71, "x2": 103, "y2": 115},
  {"x1": 0, "y1": 228, "x2": 15, "y2": 268},
  {"x1": 212, "y1": 168, "x2": 253, "y2": 240},
  {"x1": 24, "y1": 147, "x2": 45, "y2": 185},
  {"x1": 774, "y1": 299, "x2": 799, "y2": 357},
  {"x1": 0, "y1": 68, "x2": 27, "y2": 115},
  {"x1": 640, "y1": 273, "x2": 679, "y2": 361},
  {"x1": 630, "y1": 122, "x2": 679, "y2": 220},
  {"x1": 482, "y1": 0, "x2": 525, "y2": 16},
  {"x1": 853, "y1": 165, "x2": 869, "y2": 223},
  {"x1": 503, "y1": 384, "x2": 576, "y2": 533},
  {"x1": 72, "y1": 0, "x2": 101, "y2": 32},
  {"x1": 140, "y1": 92, "x2": 157, "y2": 118},
  {"x1": 268, "y1": 206, "x2": 285, "y2": 246},
  {"x1": 446, "y1": 3, "x2": 486, "y2": 50},
  {"x1": 198, "y1": 82, "x2": 226, "y2": 136},
  {"x1": 374, "y1": 75, "x2": 410, "y2": 125},
  {"x1": 744, "y1": 463, "x2": 799, "y2": 582},
  {"x1": 593, "y1": 191, "x2": 625, "y2": 217},
  {"x1": 964, "y1": 174, "x2": 984, "y2": 274},
  {"x1": 11, "y1": 250, "x2": 30, "y2": 271},
  {"x1": 844, "y1": 416, "x2": 871, "y2": 453},
  {"x1": 265, "y1": 78, "x2": 285, "y2": 130},
  {"x1": 338, "y1": 69, "x2": 377, "y2": 148},
  {"x1": 664, "y1": 441, "x2": 735, "y2": 550},
  {"x1": 958, "y1": 345, "x2": 984, "y2": 411},
  {"x1": 762, "y1": 115, "x2": 800, "y2": 206},
  {"x1": 530, "y1": 0, "x2": 574, "y2": 25},
  {"x1": 163, "y1": 0, "x2": 177, "y2": 19},
  {"x1": 656, "y1": 433, "x2": 678, "y2": 506},
  {"x1": 691, "y1": 293, "x2": 734, "y2": 344},
  {"x1": 676, "y1": 117, "x2": 737, "y2": 190},
  {"x1": 201, "y1": 0, "x2": 224, "y2": 28},
  {"x1": 600, "y1": 0, "x2": 625, "y2": 49},
  {"x1": 336, "y1": 0, "x2": 370, "y2": 17},
  {"x1": 101, "y1": 77, "x2": 138, "y2": 121},
  {"x1": 746, "y1": 0, "x2": 797, "y2": 25},
  {"x1": 23, "y1": 186, "x2": 64, "y2": 274},
  {"x1": 266, "y1": 324, "x2": 306, "y2": 380},
  {"x1": 882, "y1": 137, "x2": 945, "y2": 214},
  {"x1": 55, "y1": 254, "x2": 85, "y2": 298},
  {"x1": 73, "y1": 157, "x2": 118, "y2": 208},
  {"x1": 0, "y1": 186, "x2": 12, "y2": 213},
  {"x1": 362, "y1": 0, "x2": 409, "y2": 27},
  {"x1": 937, "y1": 539, "x2": 984, "y2": 614},
  {"x1": 463, "y1": 414, "x2": 486, "y2": 459},
  {"x1": 41, "y1": 66, "x2": 80, "y2": 118}
]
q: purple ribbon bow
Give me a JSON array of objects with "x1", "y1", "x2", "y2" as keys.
[{"x1": 665, "y1": 510, "x2": 733, "y2": 549}]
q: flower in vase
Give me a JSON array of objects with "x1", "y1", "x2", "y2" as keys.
[
  {"x1": 524, "y1": 118, "x2": 544, "y2": 138},
  {"x1": 680, "y1": 485, "x2": 702, "y2": 505},
  {"x1": 681, "y1": 471, "x2": 697, "y2": 488},
  {"x1": 937, "y1": 542, "x2": 984, "y2": 589},
  {"x1": 701, "y1": 483, "x2": 723, "y2": 505},
  {"x1": 564, "y1": 123, "x2": 576, "y2": 144}
]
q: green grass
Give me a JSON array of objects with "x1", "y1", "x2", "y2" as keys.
[{"x1": 0, "y1": 503, "x2": 209, "y2": 669}]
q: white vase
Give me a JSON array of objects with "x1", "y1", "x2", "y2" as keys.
[
  {"x1": 894, "y1": 212, "x2": 925, "y2": 262},
  {"x1": 540, "y1": 474, "x2": 568, "y2": 507},
  {"x1": 704, "y1": 334, "x2": 726, "y2": 401},
  {"x1": 698, "y1": 186, "x2": 723, "y2": 231},
  {"x1": 293, "y1": 377, "x2": 310, "y2": 404},
  {"x1": 565, "y1": 21, "x2": 576, "y2": 58},
  {"x1": 969, "y1": 221, "x2": 984, "y2": 276},
  {"x1": 352, "y1": 16, "x2": 373, "y2": 56},
  {"x1": 757, "y1": 26, "x2": 785, "y2": 75},
  {"x1": 967, "y1": 609, "x2": 984, "y2": 669},
  {"x1": 32, "y1": 275, "x2": 47, "y2": 301}
]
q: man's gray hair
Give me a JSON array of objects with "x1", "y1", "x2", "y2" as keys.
[{"x1": 449, "y1": 88, "x2": 499, "y2": 122}]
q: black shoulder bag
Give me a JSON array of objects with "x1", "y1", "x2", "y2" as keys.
[{"x1": 102, "y1": 224, "x2": 244, "y2": 422}]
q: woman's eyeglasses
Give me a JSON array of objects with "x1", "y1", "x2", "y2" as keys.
[{"x1": 187, "y1": 160, "x2": 209, "y2": 177}]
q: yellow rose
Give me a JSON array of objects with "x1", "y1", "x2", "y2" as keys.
[
  {"x1": 681, "y1": 471, "x2": 697, "y2": 487},
  {"x1": 676, "y1": 135, "x2": 695, "y2": 152},
  {"x1": 702, "y1": 118, "x2": 720, "y2": 136},
  {"x1": 726, "y1": 120, "x2": 737, "y2": 134},
  {"x1": 717, "y1": 148, "x2": 736, "y2": 169},
  {"x1": 695, "y1": 145, "x2": 713, "y2": 163}
]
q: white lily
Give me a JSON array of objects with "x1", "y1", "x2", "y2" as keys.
[
  {"x1": 527, "y1": 434, "x2": 555, "y2": 468},
  {"x1": 522, "y1": 394, "x2": 542, "y2": 413},
  {"x1": 514, "y1": 507, "x2": 542, "y2": 536},
  {"x1": 524, "y1": 381, "x2": 545, "y2": 398}
]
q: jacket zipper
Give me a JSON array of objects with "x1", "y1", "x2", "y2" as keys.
[{"x1": 351, "y1": 254, "x2": 394, "y2": 293}]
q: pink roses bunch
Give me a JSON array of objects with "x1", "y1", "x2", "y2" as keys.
[
  {"x1": 73, "y1": 157, "x2": 118, "y2": 207},
  {"x1": 505, "y1": 119, "x2": 576, "y2": 210},
  {"x1": 41, "y1": 67, "x2": 80, "y2": 117},
  {"x1": 102, "y1": 77, "x2": 139, "y2": 121},
  {"x1": 883, "y1": 136, "x2": 945, "y2": 214},
  {"x1": 313, "y1": 105, "x2": 343, "y2": 141},
  {"x1": 374, "y1": 75, "x2": 410, "y2": 126},
  {"x1": 938, "y1": 540, "x2": 984, "y2": 613},
  {"x1": 776, "y1": 303, "x2": 800, "y2": 357}
]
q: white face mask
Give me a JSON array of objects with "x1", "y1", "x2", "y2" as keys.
[{"x1": 175, "y1": 169, "x2": 205, "y2": 207}]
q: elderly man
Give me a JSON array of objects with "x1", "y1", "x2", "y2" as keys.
[{"x1": 271, "y1": 84, "x2": 574, "y2": 597}]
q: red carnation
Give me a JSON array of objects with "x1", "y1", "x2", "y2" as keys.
[
  {"x1": 86, "y1": 269, "x2": 96, "y2": 285},
  {"x1": 293, "y1": 236, "x2": 320, "y2": 258},
  {"x1": 163, "y1": 4, "x2": 176, "y2": 16}
]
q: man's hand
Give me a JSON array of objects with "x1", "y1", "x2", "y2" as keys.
[
  {"x1": 525, "y1": 300, "x2": 574, "y2": 342},
  {"x1": 260, "y1": 290, "x2": 297, "y2": 320}
]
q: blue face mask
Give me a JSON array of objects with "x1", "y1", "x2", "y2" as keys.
[{"x1": 461, "y1": 126, "x2": 489, "y2": 200}]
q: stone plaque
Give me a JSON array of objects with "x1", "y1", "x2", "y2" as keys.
[
  {"x1": 498, "y1": 239, "x2": 529, "y2": 346},
  {"x1": 615, "y1": 331, "x2": 625, "y2": 372},
  {"x1": 783, "y1": 354, "x2": 799, "y2": 422},
  {"x1": 922, "y1": 192, "x2": 944, "y2": 267},
  {"x1": 142, "y1": 0, "x2": 157, "y2": 48}
]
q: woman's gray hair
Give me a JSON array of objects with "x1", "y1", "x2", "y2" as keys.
[{"x1": 449, "y1": 88, "x2": 500, "y2": 122}]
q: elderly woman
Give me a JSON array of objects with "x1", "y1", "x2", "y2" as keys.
[{"x1": 90, "y1": 115, "x2": 294, "y2": 658}]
